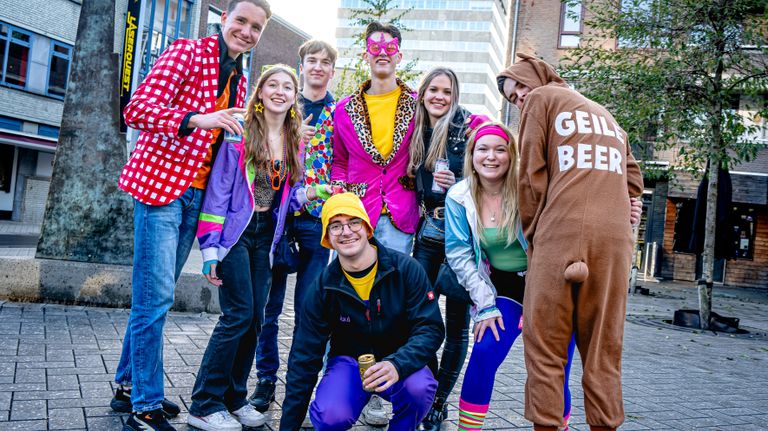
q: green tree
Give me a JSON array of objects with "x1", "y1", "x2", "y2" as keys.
[
  {"x1": 560, "y1": 0, "x2": 768, "y2": 329},
  {"x1": 334, "y1": 0, "x2": 422, "y2": 96}
]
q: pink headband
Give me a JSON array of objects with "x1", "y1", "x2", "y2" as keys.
[
  {"x1": 466, "y1": 114, "x2": 509, "y2": 142},
  {"x1": 475, "y1": 125, "x2": 509, "y2": 141}
]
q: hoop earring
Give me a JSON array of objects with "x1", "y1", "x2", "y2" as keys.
[
  {"x1": 290, "y1": 107, "x2": 296, "y2": 119},
  {"x1": 254, "y1": 102, "x2": 264, "y2": 113}
]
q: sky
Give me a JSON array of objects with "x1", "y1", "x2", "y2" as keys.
[{"x1": 269, "y1": 0, "x2": 342, "y2": 43}]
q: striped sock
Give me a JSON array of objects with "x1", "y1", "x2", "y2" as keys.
[{"x1": 458, "y1": 399, "x2": 489, "y2": 430}]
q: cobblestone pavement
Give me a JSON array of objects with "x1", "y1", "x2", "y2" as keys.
[{"x1": 0, "y1": 280, "x2": 766, "y2": 431}]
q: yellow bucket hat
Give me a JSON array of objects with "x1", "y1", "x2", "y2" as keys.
[{"x1": 320, "y1": 192, "x2": 373, "y2": 249}]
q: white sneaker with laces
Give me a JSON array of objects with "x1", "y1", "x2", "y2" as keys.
[
  {"x1": 231, "y1": 404, "x2": 267, "y2": 427},
  {"x1": 187, "y1": 410, "x2": 242, "y2": 431},
  {"x1": 361, "y1": 394, "x2": 389, "y2": 426}
]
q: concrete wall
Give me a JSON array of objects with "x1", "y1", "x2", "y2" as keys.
[
  {"x1": 0, "y1": 0, "x2": 79, "y2": 43},
  {"x1": 0, "y1": 87, "x2": 64, "y2": 127},
  {"x1": 21, "y1": 178, "x2": 50, "y2": 224},
  {"x1": 0, "y1": 258, "x2": 221, "y2": 313},
  {"x1": 10, "y1": 149, "x2": 36, "y2": 221}
]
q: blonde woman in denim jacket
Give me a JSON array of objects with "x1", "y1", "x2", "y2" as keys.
[{"x1": 444, "y1": 119, "x2": 576, "y2": 430}]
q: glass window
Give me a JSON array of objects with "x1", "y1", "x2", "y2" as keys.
[
  {"x1": 0, "y1": 30, "x2": 6, "y2": 75},
  {"x1": 672, "y1": 200, "x2": 695, "y2": 253},
  {"x1": 0, "y1": 144, "x2": 14, "y2": 193},
  {"x1": 0, "y1": 23, "x2": 32, "y2": 88},
  {"x1": 0, "y1": 115, "x2": 22, "y2": 131},
  {"x1": 559, "y1": 1, "x2": 583, "y2": 48},
  {"x1": 140, "y1": 0, "x2": 195, "y2": 80},
  {"x1": 207, "y1": 6, "x2": 222, "y2": 36},
  {"x1": 38, "y1": 124, "x2": 60, "y2": 138},
  {"x1": 47, "y1": 41, "x2": 72, "y2": 98}
]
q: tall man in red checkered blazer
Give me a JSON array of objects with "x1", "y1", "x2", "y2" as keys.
[{"x1": 112, "y1": 2, "x2": 271, "y2": 430}]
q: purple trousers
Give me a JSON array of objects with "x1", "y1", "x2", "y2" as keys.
[{"x1": 310, "y1": 356, "x2": 437, "y2": 431}]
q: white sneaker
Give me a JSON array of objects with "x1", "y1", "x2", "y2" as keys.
[
  {"x1": 361, "y1": 394, "x2": 389, "y2": 426},
  {"x1": 188, "y1": 410, "x2": 242, "y2": 431},
  {"x1": 231, "y1": 404, "x2": 267, "y2": 427}
]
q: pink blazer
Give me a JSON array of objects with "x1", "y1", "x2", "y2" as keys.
[{"x1": 330, "y1": 79, "x2": 420, "y2": 234}]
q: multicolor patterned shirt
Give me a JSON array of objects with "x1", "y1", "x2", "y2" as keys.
[{"x1": 301, "y1": 94, "x2": 335, "y2": 218}]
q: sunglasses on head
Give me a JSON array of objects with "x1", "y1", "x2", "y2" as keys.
[
  {"x1": 261, "y1": 64, "x2": 299, "y2": 78},
  {"x1": 367, "y1": 34, "x2": 400, "y2": 57}
]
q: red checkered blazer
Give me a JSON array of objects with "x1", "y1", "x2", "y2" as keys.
[{"x1": 119, "y1": 34, "x2": 247, "y2": 206}]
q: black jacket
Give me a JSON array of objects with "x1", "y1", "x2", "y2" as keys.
[
  {"x1": 279, "y1": 239, "x2": 445, "y2": 431},
  {"x1": 417, "y1": 106, "x2": 472, "y2": 209}
]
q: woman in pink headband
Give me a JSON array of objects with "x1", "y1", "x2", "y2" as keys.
[{"x1": 444, "y1": 116, "x2": 576, "y2": 430}]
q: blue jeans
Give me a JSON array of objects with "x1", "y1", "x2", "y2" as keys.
[
  {"x1": 114, "y1": 186, "x2": 203, "y2": 413},
  {"x1": 373, "y1": 214, "x2": 414, "y2": 255},
  {"x1": 190, "y1": 212, "x2": 274, "y2": 416},
  {"x1": 256, "y1": 213, "x2": 330, "y2": 381}
]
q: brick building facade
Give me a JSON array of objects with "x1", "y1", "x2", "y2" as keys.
[{"x1": 502, "y1": 0, "x2": 768, "y2": 288}]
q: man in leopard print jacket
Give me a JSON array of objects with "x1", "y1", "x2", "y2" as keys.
[{"x1": 330, "y1": 21, "x2": 419, "y2": 256}]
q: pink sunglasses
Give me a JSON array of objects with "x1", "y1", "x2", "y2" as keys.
[{"x1": 366, "y1": 34, "x2": 400, "y2": 57}]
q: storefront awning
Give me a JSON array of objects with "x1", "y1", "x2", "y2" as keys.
[
  {"x1": 668, "y1": 171, "x2": 768, "y2": 205},
  {"x1": 0, "y1": 130, "x2": 57, "y2": 153}
]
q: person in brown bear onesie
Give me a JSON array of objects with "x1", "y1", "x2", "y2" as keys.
[{"x1": 497, "y1": 53, "x2": 644, "y2": 431}]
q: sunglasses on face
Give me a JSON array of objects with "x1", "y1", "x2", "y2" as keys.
[
  {"x1": 328, "y1": 218, "x2": 364, "y2": 236},
  {"x1": 366, "y1": 35, "x2": 400, "y2": 57}
]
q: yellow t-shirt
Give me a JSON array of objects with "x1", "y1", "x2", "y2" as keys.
[
  {"x1": 343, "y1": 260, "x2": 378, "y2": 301},
  {"x1": 363, "y1": 87, "x2": 402, "y2": 160}
]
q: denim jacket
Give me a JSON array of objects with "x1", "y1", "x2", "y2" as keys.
[
  {"x1": 196, "y1": 140, "x2": 307, "y2": 266},
  {"x1": 444, "y1": 179, "x2": 528, "y2": 321}
]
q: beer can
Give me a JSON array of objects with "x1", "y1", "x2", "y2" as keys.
[
  {"x1": 224, "y1": 113, "x2": 245, "y2": 143},
  {"x1": 432, "y1": 158, "x2": 450, "y2": 193},
  {"x1": 358, "y1": 354, "x2": 376, "y2": 392}
]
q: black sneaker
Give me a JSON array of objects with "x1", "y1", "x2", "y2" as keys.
[
  {"x1": 248, "y1": 378, "x2": 276, "y2": 412},
  {"x1": 421, "y1": 403, "x2": 447, "y2": 431},
  {"x1": 111, "y1": 387, "x2": 181, "y2": 418},
  {"x1": 123, "y1": 409, "x2": 176, "y2": 431}
]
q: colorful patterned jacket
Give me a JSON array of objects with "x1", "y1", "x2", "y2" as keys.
[
  {"x1": 330, "y1": 79, "x2": 419, "y2": 233},
  {"x1": 196, "y1": 140, "x2": 307, "y2": 266},
  {"x1": 300, "y1": 95, "x2": 335, "y2": 218},
  {"x1": 119, "y1": 34, "x2": 246, "y2": 206}
]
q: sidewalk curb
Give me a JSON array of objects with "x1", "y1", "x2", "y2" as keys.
[{"x1": 0, "y1": 257, "x2": 221, "y2": 313}]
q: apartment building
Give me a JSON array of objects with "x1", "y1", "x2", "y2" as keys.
[{"x1": 336, "y1": 0, "x2": 511, "y2": 118}]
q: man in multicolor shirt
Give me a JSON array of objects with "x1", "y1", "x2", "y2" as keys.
[{"x1": 249, "y1": 39, "x2": 338, "y2": 413}]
